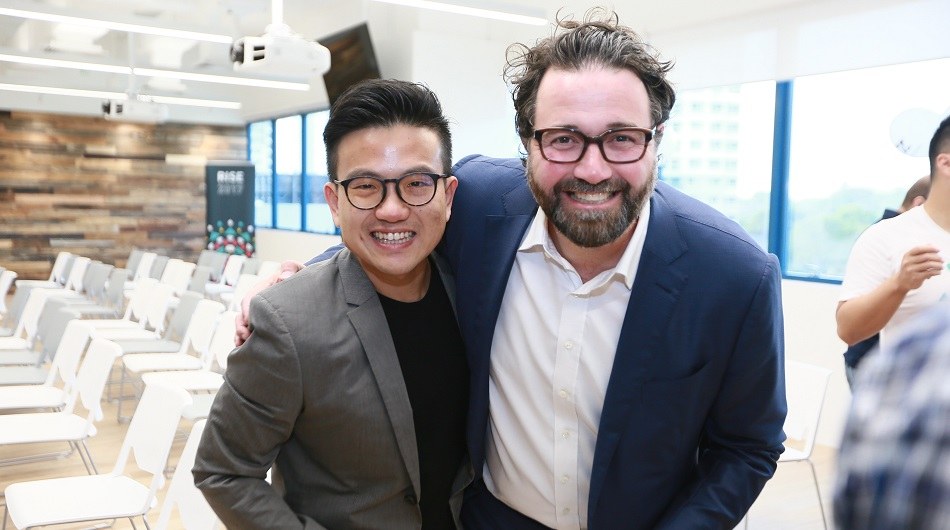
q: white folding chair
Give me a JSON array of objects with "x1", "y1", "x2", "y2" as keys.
[
  {"x1": 2, "y1": 383, "x2": 192, "y2": 530},
  {"x1": 0, "y1": 338, "x2": 119, "y2": 474},
  {"x1": 153, "y1": 420, "x2": 223, "y2": 530},
  {"x1": 219, "y1": 273, "x2": 259, "y2": 311},
  {"x1": 255, "y1": 260, "x2": 281, "y2": 279},
  {"x1": 0, "y1": 318, "x2": 91, "y2": 407},
  {"x1": 142, "y1": 311, "x2": 239, "y2": 422},
  {"x1": 116, "y1": 299, "x2": 225, "y2": 421},
  {"x1": 745, "y1": 360, "x2": 832, "y2": 530},
  {"x1": 204, "y1": 254, "x2": 247, "y2": 299}
]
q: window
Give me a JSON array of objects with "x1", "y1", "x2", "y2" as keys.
[
  {"x1": 659, "y1": 81, "x2": 776, "y2": 250},
  {"x1": 248, "y1": 120, "x2": 274, "y2": 228},
  {"x1": 305, "y1": 110, "x2": 336, "y2": 234},
  {"x1": 785, "y1": 58, "x2": 948, "y2": 279},
  {"x1": 275, "y1": 115, "x2": 303, "y2": 230}
]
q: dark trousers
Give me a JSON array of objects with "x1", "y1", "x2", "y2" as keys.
[{"x1": 461, "y1": 478, "x2": 554, "y2": 530}]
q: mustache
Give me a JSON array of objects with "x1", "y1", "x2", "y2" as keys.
[{"x1": 554, "y1": 177, "x2": 631, "y2": 195}]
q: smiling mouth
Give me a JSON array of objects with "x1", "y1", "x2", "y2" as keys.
[
  {"x1": 372, "y1": 231, "x2": 415, "y2": 244},
  {"x1": 567, "y1": 191, "x2": 616, "y2": 204}
]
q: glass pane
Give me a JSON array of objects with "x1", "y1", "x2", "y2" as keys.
[
  {"x1": 659, "y1": 81, "x2": 776, "y2": 250},
  {"x1": 275, "y1": 115, "x2": 303, "y2": 230},
  {"x1": 248, "y1": 120, "x2": 273, "y2": 228},
  {"x1": 786, "y1": 58, "x2": 948, "y2": 280},
  {"x1": 305, "y1": 110, "x2": 337, "y2": 234}
]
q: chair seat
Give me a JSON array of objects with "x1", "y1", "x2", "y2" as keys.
[
  {"x1": 0, "y1": 386, "x2": 68, "y2": 411},
  {"x1": 0, "y1": 366, "x2": 49, "y2": 386},
  {"x1": 779, "y1": 446, "x2": 807, "y2": 462},
  {"x1": 5, "y1": 474, "x2": 153, "y2": 528},
  {"x1": 123, "y1": 353, "x2": 203, "y2": 373},
  {"x1": 181, "y1": 393, "x2": 216, "y2": 421},
  {"x1": 90, "y1": 328, "x2": 160, "y2": 341},
  {"x1": 0, "y1": 412, "x2": 97, "y2": 444},
  {"x1": 0, "y1": 337, "x2": 30, "y2": 350},
  {"x1": 111, "y1": 338, "x2": 182, "y2": 354},
  {"x1": 0, "y1": 349, "x2": 43, "y2": 366},
  {"x1": 141, "y1": 370, "x2": 223, "y2": 391}
]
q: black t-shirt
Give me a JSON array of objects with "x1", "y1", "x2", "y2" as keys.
[{"x1": 378, "y1": 271, "x2": 468, "y2": 529}]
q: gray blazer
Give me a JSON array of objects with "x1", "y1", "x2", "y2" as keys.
[{"x1": 194, "y1": 249, "x2": 471, "y2": 529}]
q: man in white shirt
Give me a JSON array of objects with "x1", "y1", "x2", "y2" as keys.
[{"x1": 837, "y1": 115, "x2": 950, "y2": 354}]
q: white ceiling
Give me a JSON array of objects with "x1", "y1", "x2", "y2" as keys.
[{"x1": 0, "y1": 0, "x2": 922, "y2": 124}]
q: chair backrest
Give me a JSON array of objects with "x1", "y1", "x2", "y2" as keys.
[
  {"x1": 64, "y1": 256, "x2": 92, "y2": 293},
  {"x1": 103, "y1": 267, "x2": 130, "y2": 311},
  {"x1": 241, "y1": 257, "x2": 261, "y2": 275},
  {"x1": 150, "y1": 255, "x2": 170, "y2": 280},
  {"x1": 0, "y1": 269, "x2": 18, "y2": 314},
  {"x1": 255, "y1": 260, "x2": 281, "y2": 279},
  {"x1": 166, "y1": 291, "x2": 204, "y2": 342},
  {"x1": 126, "y1": 248, "x2": 145, "y2": 274},
  {"x1": 219, "y1": 254, "x2": 246, "y2": 286},
  {"x1": 48, "y1": 251, "x2": 73, "y2": 284},
  {"x1": 226, "y1": 273, "x2": 259, "y2": 311},
  {"x1": 783, "y1": 360, "x2": 833, "y2": 458},
  {"x1": 154, "y1": 420, "x2": 222, "y2": 530},
  {"x1": 111, "y1": 383, "x2": 191, "y2": 512},
  {"x1": 43, "y1": 316, "x2": 92, "y2": 389},
  {"x1": 31, "y1": 303, "x2": 77, "y2": 365},
  {"x1": 187, "y1": 266, "x2": 213, "y2": 293},
  {"x1": 205, "y1": 252, "x2": 229, "y2": 283},
  {"x1": 64, "y1": 338, "x2": 122, "y2": 427},
  {"x1": 143, "y1": 281, "x2": 177, "y2": 334},
  {"x1": 179, "y1": 299, "x2": 226, "y2": 362},
  {"x1": 82, "y1": 261, "x2": 114, "y2": 303},
  {"x1": 133, "y1": 252, "x2": 157, "y2": 282},
  {"x1": 209, "y1": 310, "x2": 239, "y2": 371}
]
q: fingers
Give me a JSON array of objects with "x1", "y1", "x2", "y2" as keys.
[
  {"x1": 898, "y1": 246, "x2": 945, "y2": 290},
  {"x1": 234, "y1": 311, "x2": 250, "y2": 346}
]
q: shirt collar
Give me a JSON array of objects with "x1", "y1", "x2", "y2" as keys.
[{"x1": 519, "y1": 198, "x2": 651, "y2": 291}]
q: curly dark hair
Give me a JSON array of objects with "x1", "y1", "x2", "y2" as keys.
[{"x1": 504, "y1": 8, "x2": 675, "y2": 143}]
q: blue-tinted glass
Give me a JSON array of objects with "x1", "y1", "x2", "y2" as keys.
[
  {"x1": 275, "y1": 115, "x2": 303, "y2": 230},
  {"x1": 249, "y1": 120, "x2": 274, "y2": 228},
  {"x1": 304, "y1": 110, "x2": 336, "y2": 234}
]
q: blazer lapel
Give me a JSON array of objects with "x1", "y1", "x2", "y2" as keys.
[
  {"x1": 588, "y1": 190, "x2": 689, "y2": 519},
  {"x1": 338, "y1": 250, "x2": 422, "y2": 499}
]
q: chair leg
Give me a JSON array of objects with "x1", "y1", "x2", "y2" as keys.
[
  {"x1": 77, "y1": 439, "x2": 99, "y2": 474},
  {"x1": 806, "y1": 459, "x2": 828, "y2": 529}
]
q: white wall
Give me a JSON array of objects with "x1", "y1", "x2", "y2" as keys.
[
  {"x1": 254, "y1": 227, "x2": 340, "y2": 263},
  {"x1": 781, "y1": 280, "x2": 850, "y2": 447}
]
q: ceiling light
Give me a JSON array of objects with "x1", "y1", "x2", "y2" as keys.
[
  {"x1": 0, "y1": 83, "x2": 240, "y2": 109},
  {"x1": 133, "y1": 68, "x2": 310, "y2": 91},
  {"x1": 0, "y1": 53, "x2": 130, "y2": 74},
  {"x1": 0, "y1": 7, "x2": 233, "y2": 43},
  {"x1": 0, "y1": 54, "x2": 310, "y2": 90},
  {"x1": 144, "y1": 95, "x2": 241, "y2": 109},
  {"x1": 0, "y1": 83, "x2": 124, "y2": 100},
  {"x1": 369, "y1": 0, "x2": 546, "y2": 25}
]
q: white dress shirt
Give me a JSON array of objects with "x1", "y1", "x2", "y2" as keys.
[{"x1": 483, "y1": 201, "x2": 650, "y2": 529}]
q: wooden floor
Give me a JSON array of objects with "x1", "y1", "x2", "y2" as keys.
[{"x1": 1, "y1": 385, "x2": 838, "y2": 530}]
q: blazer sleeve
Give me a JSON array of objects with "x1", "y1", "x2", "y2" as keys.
[
  {"x1": 193, "y1": 294, "x2": 329, "y2": 530},
  {"x1": 655, "y1": 255, "x2": 787, "y2": 529}
]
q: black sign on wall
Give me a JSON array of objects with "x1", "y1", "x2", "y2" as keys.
[{"x1": 205, "y1": 161, "x2": 255, "y2": 257}]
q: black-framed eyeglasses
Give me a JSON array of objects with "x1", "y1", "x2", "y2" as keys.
[
  {"x1": 334, "y1": 172, "x2": 447, "y2": 210},
  {"x1": 533, "y1": 126, "x2": 655, "y2": 164}
]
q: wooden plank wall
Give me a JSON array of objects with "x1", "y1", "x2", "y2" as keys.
[{"x1": 0, "y1": 110, "x2": 246, "y2": 279}]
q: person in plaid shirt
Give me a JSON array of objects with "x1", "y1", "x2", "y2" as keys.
[{"x1": 833, "y1": 303, "x2": 950, "y2": 529}]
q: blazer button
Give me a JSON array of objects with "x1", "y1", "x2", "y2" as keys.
[{"x1": 404, "y1": 493, "x2": 418, "y2": 505}]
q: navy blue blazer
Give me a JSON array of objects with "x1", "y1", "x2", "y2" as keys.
[{"x1": 440, "y1": 155, "x2": 787, "y2": 529}]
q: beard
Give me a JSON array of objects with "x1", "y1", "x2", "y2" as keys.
[{"x1": 527, "y1": 161, "x2": 656, "y2": 248}]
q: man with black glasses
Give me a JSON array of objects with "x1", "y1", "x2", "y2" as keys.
[{"x1": 194, "y1": 79, "x2": 471, "y2": 529}]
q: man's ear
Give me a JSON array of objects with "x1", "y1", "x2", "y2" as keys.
[
  {"x1": 324, "y1": 182, "x2": 341, "y2": 227},
  {"x1": 443, "y1": 176, "x2": 459, "y2": 221}
]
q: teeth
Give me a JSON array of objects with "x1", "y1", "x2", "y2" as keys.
[
  {"x1": 571, "y1": 192, "x2": 612, "y2": 203},
  {"x1": 373, "y1": 231, "x2": 414, "y2": 243}
]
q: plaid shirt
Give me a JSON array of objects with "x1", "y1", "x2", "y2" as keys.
[{"x1": 833, "y1": 303, "x2": 950, "y2": 530}]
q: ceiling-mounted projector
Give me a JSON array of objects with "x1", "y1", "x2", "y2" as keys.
[
  {"x1": 230, "y1": 32, "x2": 331, "y2": 80},
  {"x1": 102, "y1": 100, "x2": 169, "y2": 124}
]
